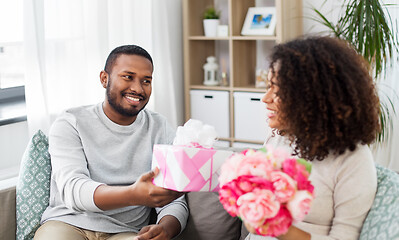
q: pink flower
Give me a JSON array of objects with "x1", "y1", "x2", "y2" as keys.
[
  {"x1": 236, "y1": 151, "x2": 273, "y2": 180},
  {"x1": 282, "y1": 159, "x2": 314, "y2": 193},
  {"x1": 219, "y1": 153, "x2": 245, "y2": 187},
  {"x1": 218, "y1": 147, "x2": 314, "y2": 237},
  {"x1": 219, "y1": 180, "x2": 245, "y2": 216},
  {"x1": 296, "y1": 172, "x2": 314, "y2": 193},
  {"x1": 219, "y1": 175, "x2": 273, "y2": 217},
  {"x1": 265, "y1": 145, "x2": 291, "y2": 168},
  {"x1": 270, "y1": 171, "x2": 297, "y2": 203},
  {"x1": 287, "y1": 190, "x2": 313, "y2": 222},
  {"x1": 237, "y1": 189, "x2": 280, "y2": 228},
  {"x1": 282, "y1": 158, "x2": 300, "y2": 177},
  {"x1": 236, "y1": 175, "x2": 273, "y2": 193},
  {"x1": 256, "y1": 206, "x2": 292, "y2": 237}
]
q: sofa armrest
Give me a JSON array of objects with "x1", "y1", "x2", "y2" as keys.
[{"x1": 0, "y1": 185, "x2": 16, "y2": 240}]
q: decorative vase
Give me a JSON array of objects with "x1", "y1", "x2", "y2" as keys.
[{"x1": 203, "y1": 19, "x2": 219, "y2": 37}]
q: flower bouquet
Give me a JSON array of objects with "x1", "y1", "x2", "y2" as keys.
[{"x1": 218, "y1": 146, "x2": 314, "y2": 237}]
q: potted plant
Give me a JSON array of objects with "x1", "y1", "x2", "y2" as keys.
[
  {"x1": 312, "y1": 0, "x2": 399, "y2": 143},
  {"x1": 203, "y1": 6, "x2": 220, "y2": 37}
]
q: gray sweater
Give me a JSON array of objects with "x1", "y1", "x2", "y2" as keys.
[{"x1": 41, "y1": 103, "x2": 188, "y2": 233}]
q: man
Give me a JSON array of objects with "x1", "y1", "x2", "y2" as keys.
[{"x1": 34, "y1": 45, "x2": 188, "y2": 240}]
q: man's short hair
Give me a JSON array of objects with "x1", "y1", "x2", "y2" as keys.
[{"x1": 104, "y1": 45, "x2": 153, "y2": 74}]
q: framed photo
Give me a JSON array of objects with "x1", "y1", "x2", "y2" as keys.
[{"x1": 241, "y1": 7, "x2": 276, "y2": 36}]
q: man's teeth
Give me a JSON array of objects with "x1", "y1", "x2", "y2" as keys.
[{"x1": 126, "y1": 96, "x2": 140, "y2": 101}]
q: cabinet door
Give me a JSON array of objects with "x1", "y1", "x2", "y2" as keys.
[
  {"x1": 234, "y1": 92, "x2": 271, "y2": 142},
  {"x1": 190, "y1": 90, "x2": 230, "y2": 138}
]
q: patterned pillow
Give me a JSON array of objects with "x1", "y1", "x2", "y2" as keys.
[
  {"x1": 359, "y1": 164, "x2": 399, "y2": 240},
  {"x1": 16, "y1": 130, "x2": 51, "y2": 240}
]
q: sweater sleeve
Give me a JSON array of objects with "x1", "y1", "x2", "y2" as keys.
[
  {"x1": 154, "y1": 118, "x2": 188, "y2": 232},
  {"x1": 49, "y1": 112, "x2": 103, "y2": 212},
  {"x1": 310, "y1": 147, "x2": 377, "y2": 240},
  {"x1": 155, "y1": 195, "x2": 189, "y2": 234}
]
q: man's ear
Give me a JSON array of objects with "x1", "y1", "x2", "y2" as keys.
[{"x1": 100, "y1": 70, "x2": 108, "y2": 89}]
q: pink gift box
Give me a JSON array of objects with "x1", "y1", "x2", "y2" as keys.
[{"x1": 151, "y1": 144, "x2": 234, "y2": 192}]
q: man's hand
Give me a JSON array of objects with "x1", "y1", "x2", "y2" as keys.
[
  {"x1": 133, "y1": 224, "x2": 170, "y2": 240},
  {"x1": 133, "y1": 215, "x2": 181, "y2": 240},
  {"x1": 130, "y1": 168, "x2": 184, "y2": 208},
  {"x1": 93, "y1": 168, "x2": 184, "y2": 211}
]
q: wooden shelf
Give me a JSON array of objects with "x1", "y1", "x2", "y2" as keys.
[
  {"x1": 190, "y1": 85, "x2": 231, "y2": 91},
  {"x1": 188, "y1": 36, "x2": 230, "y2": 40},
  {"x1": 183, "y1": 0, "x2": 303, "y2": 147},
  {"x1": 232, "y1": 36, "x2": 278, "y2": 41}
]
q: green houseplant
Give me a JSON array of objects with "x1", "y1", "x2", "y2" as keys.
[
  {"x1": 203, "y1": 6, "x2": 220, "y2": 37},
  {"x1": 203, "y1": 6, "x2": 220, "y2": 19},
  {"x1": 312, "y1": 0, "x2": 398, "y2": 143}
]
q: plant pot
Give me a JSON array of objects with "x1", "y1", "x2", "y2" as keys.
[{"x1": 203, "y1": 19, "x2": 219, "y2": 37}]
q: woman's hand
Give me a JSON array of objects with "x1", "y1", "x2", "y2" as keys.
[
  {"x1": 243, "y1": 221, "x2": 257, "y2": 234},
  {"x1": 243, "y1": 221, "x2": 311, "y2": 240}
]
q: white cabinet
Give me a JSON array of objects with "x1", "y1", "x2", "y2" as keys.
[
  {"x1": 234, "y1": 92, "x2": 270, "y2": 142},
  {"x1": 190, "y1": 90, "x2": 230, "y2": 138}
]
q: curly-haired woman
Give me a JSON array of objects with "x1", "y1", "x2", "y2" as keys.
[{"x1": 245, "y1": 36, "x2": 380, "y2": 240}]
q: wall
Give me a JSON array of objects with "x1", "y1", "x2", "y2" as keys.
[
  {"x1": 302, "y1": 0, "x2": 342, "y2": 35},
  {"x1": 0, "y1": 121, "x2": 29, "y2": 180},
  {"x1": 0, "y1": 0, "x2": 341, "y2": 183}
]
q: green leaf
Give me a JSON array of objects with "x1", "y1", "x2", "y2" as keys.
[
  {"x1": 297, "y1": 158, "x2": 312, "y2": 174},
  {"x1": 258, "y1": 147, "x2": 267, "y2": 153}
]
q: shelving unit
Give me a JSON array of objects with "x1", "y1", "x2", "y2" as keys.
[{"x1": 182, "y1": 0, "x2": 303, "y2": 147}]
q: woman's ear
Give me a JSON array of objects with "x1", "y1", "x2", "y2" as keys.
[{"x1": 100, "y1": 70, "x2": 108, "y2": 89}]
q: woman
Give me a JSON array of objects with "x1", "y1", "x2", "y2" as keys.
[{"x1": 245, "y1": 36, "x2": 380, "y2": 240}]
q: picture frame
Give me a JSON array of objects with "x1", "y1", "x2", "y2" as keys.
[{"x1": 241, "y1": 7, "x2": 277, "y2": 36}]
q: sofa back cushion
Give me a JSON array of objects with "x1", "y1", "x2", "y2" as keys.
[
  {"x1": 175, "y1": 192, "x2": 245, "y2": 240},
  {"x1": 16, "y1": 130, "x2": 51, "y2": 240}
]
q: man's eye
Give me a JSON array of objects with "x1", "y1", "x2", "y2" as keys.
[
  {"x1": 123, "y1": 75, "x2": 132, "y2": 80},
  {"x1": 143, "y1": 79, "x2": 152, "y2": 84}
]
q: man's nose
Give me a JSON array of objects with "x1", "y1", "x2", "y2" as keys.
[{"x1": 129, "y1": 79, "x2": 144, "y2": 94}]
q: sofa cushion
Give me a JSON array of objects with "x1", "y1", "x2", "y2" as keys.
[
  {"x1": 359, "y1": 164, "x2": 399, "y2": 239},
  {"x1": 175, "y1": 192, "x2": 244, "y2": 240},
  {"x1": 0, "y1": 186, "x2": 16, "y2": 240},
  {"x1": 16, "y1": 130, "x2": 51, "y2": 240}
]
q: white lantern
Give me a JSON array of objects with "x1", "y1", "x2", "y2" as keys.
[{"x1": 203, "y1": 56, "x2": 219, "y2": 86}]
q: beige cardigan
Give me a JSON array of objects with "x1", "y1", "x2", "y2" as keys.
[{"x1": 247, "y1": 142, "x2": 377, "y2": 240}]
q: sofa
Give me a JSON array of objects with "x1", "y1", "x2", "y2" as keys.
[
  {"x1": 0, "y1": 181, "x2": 17, "y2": 240},
  {"x1": 0, "y1": 186, "x2": 248, "y2": 240},
  {"x1": 0, "y1": 130, "x2": 249, "y2": 240},
  {"x1": 2, "y1": 130, "x2": 399, "y2": 240}
]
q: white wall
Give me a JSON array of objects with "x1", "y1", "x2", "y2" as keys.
[
  {"x1": 0, "y1": 121, "x2": 29, "y2": 180},
  {"x1": 302, "y1": 0, "x2": 343, "y2": 35},
  {"x1": 0, "y1": 1, "x2": 342, "y2": 183}
]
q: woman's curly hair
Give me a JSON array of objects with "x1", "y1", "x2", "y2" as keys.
[{"x1": 269, "y1": 36, "x2": 380, "y2": 161}]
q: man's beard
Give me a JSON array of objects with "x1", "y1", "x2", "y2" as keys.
[{"x1": 106, "y1": 85, "x2": 147, "y2": 117}]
